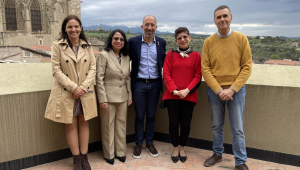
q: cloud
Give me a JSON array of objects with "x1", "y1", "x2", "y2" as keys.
[{"x1": 81, "y1": 0, "x2": 300, "y2": 37}]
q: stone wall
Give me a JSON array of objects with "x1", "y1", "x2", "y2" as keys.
[{"x1": 0, "y1": 0, "x2": 81, "y2": 48}]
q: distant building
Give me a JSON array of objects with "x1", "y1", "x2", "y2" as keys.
[
  {"x1": 264, "y1": 59, "x2": 297, "y2": 66},
  {"x1": 0, "y1": 0, "x2": 81, "y2": 48},
  {"x1": 291, "y1": 42, "x2": 298, "y2": 47},
  {"x1": 1, "y1": 45, "x2": 99, "y2": 63},
  {"x1": 0, "y1": 46, "x2": 51, "y2": 63},
  {"x1": 88, "y1": 37, "x2": 105, "y2": 51},
  {"x1": 29, "y1": 45, "x2": 51, "y2": 55},
  {"x1": 97, "y1": 27, "x2": 103, "y2": 31},
  {"x1": 93, "y1": 49, "x2": 100, "y2": 58}
]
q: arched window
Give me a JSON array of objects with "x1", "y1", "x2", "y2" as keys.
[
  {"x1": 5, "y1": 0, "x2": 17, "y2": 31},
  {"x1": 30, "y1": 0, "x2": 42, "y2": 32}
]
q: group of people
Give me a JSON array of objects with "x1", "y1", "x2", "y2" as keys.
[{"x1": 44, "y1": 5, "x2": 252, "y2": 170}]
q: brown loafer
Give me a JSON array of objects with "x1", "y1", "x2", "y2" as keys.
[{"x1": 204, "y1": 154, "x2": 222, "y2": 167}]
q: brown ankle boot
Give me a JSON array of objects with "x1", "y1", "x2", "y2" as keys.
[
  {"x1": 73, "y1": 154, "x2": 83, "y2": 170},
  {"x1": 80, "y1": 153, "x2": 91, "y2": 170}
]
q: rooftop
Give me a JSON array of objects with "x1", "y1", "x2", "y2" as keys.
[
  {"x1": 29, "y1": 45, "x2": 51, "y2": 51},
  {"x1": 264, "y1": 59, "x2": 297, "y2": 66}
]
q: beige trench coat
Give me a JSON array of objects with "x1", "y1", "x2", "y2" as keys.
[{"x1": 45, "y1": 39, "x2": 97, "y2": 124}]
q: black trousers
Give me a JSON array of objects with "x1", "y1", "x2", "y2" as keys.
[{"x1": 166, "y1": 99, "x2": 195, "y2": 147}]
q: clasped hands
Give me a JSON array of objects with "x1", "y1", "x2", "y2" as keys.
[
  {"x1": 218, "y1": 88, "x2": 235, "y2": 101},
  {"x1": 72, "y1": 86, "x2": 86, "y2": 99},
  {"x1": 173, "y1": 88, "x2": 190, "y2": 99}
]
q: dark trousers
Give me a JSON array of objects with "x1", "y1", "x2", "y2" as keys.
[
  {"x1": 166, "y1": 99, "x2": 195, "y2": 147},
  {"x1": 133, "y1": 80, "x2": 161, "y2": 146}
]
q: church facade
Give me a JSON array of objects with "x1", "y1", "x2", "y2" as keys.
[{"x1": 0, "y1": 0, "x2": 81, "y2": 48}]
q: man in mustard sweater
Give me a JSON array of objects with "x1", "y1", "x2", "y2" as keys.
[{"x1": 201, "y1": 5, "x2": 252, "y2": 170}]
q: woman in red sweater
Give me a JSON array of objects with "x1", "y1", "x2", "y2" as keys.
[{"x1": 162, "y1": 27, "x2": 202, "y2": 163}]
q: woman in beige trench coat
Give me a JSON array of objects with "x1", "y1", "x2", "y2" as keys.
[{"x1": 45, "y1": 15, "x2": 97, "y2": 170}]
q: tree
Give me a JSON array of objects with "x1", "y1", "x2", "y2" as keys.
[
  {"x1": 271, "y1": 54, "x2": 280, "y2": 60},
  {"x1": 127, "y1": 30, "x2": 130, "y2": 34}
]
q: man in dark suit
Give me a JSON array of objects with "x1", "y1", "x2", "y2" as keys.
[{"x1": 128, "y1": 15, "x2": 166, "y2": 159}]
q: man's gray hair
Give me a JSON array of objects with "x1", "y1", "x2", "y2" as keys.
[{"x1": 214, "y1": 5, "x2": 232, "y2": 17}]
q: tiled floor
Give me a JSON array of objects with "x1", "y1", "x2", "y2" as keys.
[{"x1": 24, "y1": 141, "x2": 299, "y2": 170}]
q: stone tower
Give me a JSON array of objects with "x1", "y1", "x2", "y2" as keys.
[{"x1": 0, "y1": 0, "x2": 81, "y2": 47}]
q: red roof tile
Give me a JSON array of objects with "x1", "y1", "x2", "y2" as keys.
[
  {"x1": 264, "y1": 59, "x2": 297, "y2": 66},
  {"x1": 93, "y1": 49, "x2": 100, "y2": 55},
  {"x1": 29, "y1": 45, "x2": 51, "y2": 51}
]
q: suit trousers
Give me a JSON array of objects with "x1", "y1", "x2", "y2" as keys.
[
  {"x1": 133, "y1": 80, "x2": 161, "y2": 146},
  {"x1": 100, "y1": 101, "x2": 127, "y2": 159},
  {"x1": 166, "y1": 99, "x2": 195, "y2": 147}
]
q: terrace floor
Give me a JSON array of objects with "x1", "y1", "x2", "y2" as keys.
[{"x1": 24, "y1": 141, "x2": 300, "y2": 170}]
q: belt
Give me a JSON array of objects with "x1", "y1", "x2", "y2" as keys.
[{"x1": 137, "y1": 78, "x2": 160, "y2": 83}]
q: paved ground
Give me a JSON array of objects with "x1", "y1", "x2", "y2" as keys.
[{"x1": 24, "y1": 141, "x2": 300, "y2": 170}]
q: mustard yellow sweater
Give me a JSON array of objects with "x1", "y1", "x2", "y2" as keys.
[{"x1": 201, "y1": 31, "x2": 252, "y2": 94}]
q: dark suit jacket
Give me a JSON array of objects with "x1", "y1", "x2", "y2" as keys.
[{"x1": 128, "y1": 34, "x2": 166, "y2": 92}]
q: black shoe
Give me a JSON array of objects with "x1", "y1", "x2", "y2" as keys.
[
  {"x1": 171, "y1": 148, "x2": 179, "y2": 163},
  {"x1": 171, "y1": 155, "x2": 179, "y2": 163},
  {"x1": 115, "y1": 156, "x2": 126, "y2": 163},
  {"x1": 104, "y1": 158, "x2": 114, "y2": 165},
  {"x1": 179, "y1": 153, "x2": 187, "y2": 163},
  {"x1": 179, "y1": 148, "x2": 187, "y2": 163}
]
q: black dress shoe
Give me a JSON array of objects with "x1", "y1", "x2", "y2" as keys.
[
  {"x1": 115, "y1": 156, "x2": 126, "y2": 163},
  {"x1": 171, "y1": 155, "x2": 179, "y2": 163},
  {"x1": 179, "y1": 153, "x2": 187, "y2": 163},
  {"x1": 105, "y1": 158, "x2": 114, "y2": 165}
]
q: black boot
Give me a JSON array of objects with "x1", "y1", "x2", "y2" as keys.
[
  {"x1": 80, "y1": 153, "x2": 91, "y2": 170},
  {"x1": 73, "y1": 154, "x2": 83, "y2": 170}
]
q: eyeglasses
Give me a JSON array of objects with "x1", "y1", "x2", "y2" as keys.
[
  {"x1": 112, "y1": 37, "x2": 124, "y2": 41},
  {"x1": 176, "y1": 35, "x2": 189, "y2": 40}
]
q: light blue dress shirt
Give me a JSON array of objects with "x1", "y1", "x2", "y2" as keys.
[{"x1": 138, "y1": 35, "x2": 159, "y2": 79}]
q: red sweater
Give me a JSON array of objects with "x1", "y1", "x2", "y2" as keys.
[{"x1": 162, "y1": 50, "x2": 202, "y2": 104}]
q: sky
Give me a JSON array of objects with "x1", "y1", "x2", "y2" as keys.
[{"x1": 81, "y1": 0, "x2": 300, "y2": 37}]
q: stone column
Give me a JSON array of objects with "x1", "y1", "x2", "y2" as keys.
[
  {"x1": 0, "y1": 7, "x2": 4, "y2": 32},
  {"x1": 68, "y1": 0, "x2": 81, "y2": 19},
  {"x1": 24, "y1": 7, "x2": 31, "y2": 33}
]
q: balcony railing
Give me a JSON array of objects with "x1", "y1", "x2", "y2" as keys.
[{"x1": 0, "y1": 64, "x2": 300, "y2": 169}]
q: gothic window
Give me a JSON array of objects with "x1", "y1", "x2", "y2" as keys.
[
  {"x1": 30, "y1": 0, "x2": 42, "y2": 32},
  {"x1": 5, "y1": 0, "x2": 17, "y2": 31}
]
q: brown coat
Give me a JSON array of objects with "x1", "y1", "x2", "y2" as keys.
[
  {"x1": 45, "y1": 39, "x2": 97, "y2": 124},
  {"x1": 96, "y1": 50, "x2": 132, "y2": 103}
]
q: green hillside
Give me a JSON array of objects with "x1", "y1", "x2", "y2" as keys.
[{"x1": 86, "y1": 30, "x2": 300, "y2": 64}]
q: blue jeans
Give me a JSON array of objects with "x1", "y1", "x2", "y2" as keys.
[
  {"x1": 206, "y1": 86, "x2": 247, "y2": 166},
  {"x1": 133, "y1": 80, "x2": 161, "y2": 146}
]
